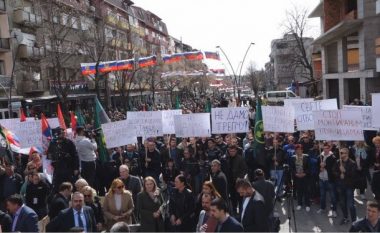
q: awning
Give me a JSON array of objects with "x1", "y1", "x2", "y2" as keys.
[{"x1": 313, "y1": 19, "x2": 363, "y2": 45}]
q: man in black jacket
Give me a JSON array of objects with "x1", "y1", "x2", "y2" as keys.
[
  {"x1": 47, "y1": 127, "x2": 79, "y2": 191},
  {"x1": 236, "y1": 178, "x2": 269, "y2": 232},
  {"x1": 211, "y1": 159, "x2": 229, "y2": 201},
  {"x1": 210, "y1": 198, "x2": 243, "y2": 232},
  {"x1": 0, "y1": 209, "x2": 12, "y2": 232},
  {"x1": 252, "y1": 169, "x2": 275, "y2": 218},
  {"x1": 334, "y1": 147, "x2": 358, "y2": 225},
  {"x1": 349, "y1": 201, "x2": 380, "y2": 232},
  {"x1": 48, "y1": 182, "x2": 72, "y2": 220},
  {"x1": 46, "y1": 192, "x2": 97, "y2": 232}
]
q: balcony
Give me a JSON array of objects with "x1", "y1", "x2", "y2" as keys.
[
  {"x1": 139, "y1": 28, "x2": 145, "y2": 37},
  {"x1": 0, "y1": 0, "x2": 6, "y2": 14},
  {"x1": 109, "y1": 39, "x2": 122, "y2": 48},
  {"x1": 0, "y1": 38, "x2": 10, "y2": 52},
  {"x1": 23, "y1": 80, "x2": 45, "y2": 94},
  {"x1": 106, "y1": 15, "x2": 117, "y2": 25},
  {"x1": 117, "y1": 20, "x2": 129, "y2": 30},
  {"x1": 121, "y1": 41, "x2": 131, "y2": 50},
  {"x1": 14, "y1": 9, "x2": 42, "y2": 26},
  {"x1": 0, "y1": 75, "x2": 11, "y2": 88},
  {"x1": 18, "y1": 45, "x2": 45, "y2": 59}
]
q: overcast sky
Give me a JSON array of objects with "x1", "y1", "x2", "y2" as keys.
[{"x1": 134, "y1": 0, "x2": 321, "y2": 73}]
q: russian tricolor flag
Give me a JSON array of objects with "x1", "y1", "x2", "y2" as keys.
[
  {"x1": 205, "y1": 51, "x2": 220, "y2": 60},
  {"x1": 99, "y1": 61, "x2": 118, "y2": 73},
  {"x1": 138, "y1": 56, "x2": 157, "y2": 68},
  {"x1": 184, "y1": 51, "x2": 204, "y2": 61},
  {"x1": 81, "y1": 63, "x2": 96, "y2": 75},
  {"x1": 117, "y1": 59, "x2": 135, "y2": 71},
  {"x1": 163, "y1": 53, "x2": 183, "y2": 64}
]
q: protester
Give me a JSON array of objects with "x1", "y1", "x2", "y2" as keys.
[
  {"x1": 82, "y1": 185, "x2": 104, "y2": 231},
  {"x1": 75, "y1": 126, "x2": 97, "y2": 187},
  {"x1": 252, "y1": 169, "x2": 275, "y2": 218},
  {"x1": 196, "y1": 193, "x2": 218, "y2": 233},
  {"x1": 0, "y1": 209, "x2": 12, "y2": 233},
  {"x1": 136, "y1": 176, "x2": 165, "y2": 232},
  {"x1": 210, "y1": 198, "x2": 243, "y2": 232},
  {"x1": 6, "y1": 194, "x2": 39, "y2": 232},
  {"x1": 25, "y1": 172, "x2": 49, "y2": 219},
  {"x1": 119, "y1": 164, "x2": 142, "y2": 211},
  {"x1": 48, "y1": 182, "x2": 73, "y2": 220},
  {"x1": 103, "y1": 179, "x2": 134, "y2": 229},
  {"x1": 349, "y1": 201, "x2": 380, "y2": 232},
  {"x1": 46, "y1": 192, "x2": 97, "y2": 232},
  {"x1": 210, "y1": 159, "x2": 229, "y2": 201}
]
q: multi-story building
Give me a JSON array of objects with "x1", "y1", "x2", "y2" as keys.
[
  {"x1": 269, "y1": 34, "x2": 314, "y2": 92},
  {"x1": 310, "y1": 0, "x2": 380, "y2": 106},
  {"x1": 0, "y1": 0, "x2": 172, "y2": 116}
]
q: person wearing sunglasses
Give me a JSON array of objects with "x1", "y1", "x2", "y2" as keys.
[
  {"x1": 82, "y1": 186, "x2": 104, "y2": 232},
  {"x1": 103, "y1": 178, "x2": 134, "y2": 230}
]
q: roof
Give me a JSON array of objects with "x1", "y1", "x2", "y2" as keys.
[
  {"x1": 309, "y1": 1, "x2": 323, "y2": 18},
  {"x1": 313, "y1": 19, "x2": 363, "y2": 45}
]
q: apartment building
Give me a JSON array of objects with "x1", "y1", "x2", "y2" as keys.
[{"x1": 310, "y1": 0, "x2": 380, "y2": 106}]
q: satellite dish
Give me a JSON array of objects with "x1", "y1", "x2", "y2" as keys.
[
  {"x1": 10, "y1": 30, "x2": 24, "y2": 43},
  {"x1": 32, "y1": 72, "x2": 40, "y2": 82}
]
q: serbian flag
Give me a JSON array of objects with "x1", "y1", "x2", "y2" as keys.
[
  {"x1": 117, "y1": 59, "x2": 134, "y2": 71},
  {"x1": 19, "y1": 108, "x2": 26, "y2": 122},
  {"x1": 138, "y1": 56, "x2": 157, "y2": 68},
  {"x1": 57, "y1": 104, "x2": 67, "y2": 130},
  {"x1": 2, "y1": 127, "x2": 21, "y2": 148},
  {"x1": 205, "y1": 51, "x2": 220, "y2": 60},
  {"x1": 70, "y1": 111, "x2": 77, "y2": 133},
  {"x1": 184, "y1": 51, "x2": 204, "y2": 60},
  {"x1": 99, "y1": 61, "x2": 118, "y2": 73},
  {"x1": 163, "y1": 53, "x2": 183, "y2": 64},
  {"x1": 41, "y1": 113, "x2": 52, "y2": 153},
  {"x1": 81, "y1": 63, "x2": 96, "y2": 75}
]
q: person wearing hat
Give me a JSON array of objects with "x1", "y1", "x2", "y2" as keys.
[{"x1": 47, "y1": 127, "x2": 79, "y2": 192}]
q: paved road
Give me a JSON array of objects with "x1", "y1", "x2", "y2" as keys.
[{"x1": 277, "y1": 189, "x2": 372, "y2": 232}]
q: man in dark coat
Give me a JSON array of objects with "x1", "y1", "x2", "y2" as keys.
[
  {"x1": 48, "y1": 182, "x2": 73, "y2": 220},
  {"x1": 46, "y1": 192, "x2": 97, "y2": 232},
  {"x1": 252, "y1": 169, "x2": 275, "y2": 217},
  {"x1": 141, "y1": 140, "x2": 161, "y2": 184},
  {"x1": 210, "y1": 198, "x2": 243, "y2": 232},
  {"x1": 0, "y1": 209, "x2": 12, "y2": 232},
  {"x1": 47, "y1": 127, "x2": 79, "y2": 191},
  {"x1": 236, "y1": 178, "x2": 269, "y2": 232},
  {"x1": 6, "y1": 194, "x2": 39, "y2": 232},
  {"x1": 211, "y1": 159, "x2": 228, "y2": 201}
]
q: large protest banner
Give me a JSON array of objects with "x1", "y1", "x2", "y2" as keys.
[
  {"x1": 174, "y1": 113, "x2": 211, "y2": 137},
  {"x1": 211, "y1": 107, "x2": 249, "y2": 134},
  {"x1": 343, "y1": 105, "x2": 377, "y2": 131},
  {"x1": 47, "y1": 118, "x2": 60, "y2": 129},
  {"x1": 372, "y1": 93, "x2": 380, "y2": 127},
  {"x1": 284, "y1": 98, "x2": 314, "y2": 108},
  {"x1": 313, "y1": 110, "x2": 364, "y2": 141},
  {"x1": 101, "y1": 120, "x2": 137, "y2": 148},
  {"x1": 293, "y1": 99, "x2": 338, "y2": 130},
  {"x1": 0, "y1": 119, "x2": 41, "y2": 148},
  {"x1": 262, "y1": 106, "x2": 295, "y2": 133},
  {"x1": 162, "y1": 110, "x2": 182, "y2": 134},
  {"x1": 127, "y1": 111, "x2": 163, "y2": 137}
]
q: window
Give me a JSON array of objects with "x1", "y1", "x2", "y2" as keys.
[
  {"x1": 71, "y1": 17, "x2": 79, "y2": 29},
  {"x1": 61, "y1": 13, "x2": 69, "y2": 25},
  {"x1": 0, "y1": 60, "x2": 5, "y2": 75},
  {"x1": 81, "y1": 17, "x2": 91, "y2": 30}
]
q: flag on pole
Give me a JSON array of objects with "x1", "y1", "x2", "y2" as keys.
[
  {"x1": 41, "y1": 113, "x2": 52, "y2": 154},
  {"x1": 0, "y1": 126, "x2": 15, "y2": 164},
  {"x1": 204, "y1": 98, "x2": 211, "y2": 113},
  {"x1": 253, "y1": 98, "x2": 265, "y2": 154},
  {"x1": 57, "y1": 104, "x2": 67, "y2": 130},
  {"x1": 75, "y1": 109, "x2": 86, "y2": 127},
  {"x1": 20, "y1": 108, "x2": 26, "y2": 122},
  {"x1": 175, "y1": 95, "x2": 181, "y2": 109},
  {"x1": 94, "y1": 98, "x2": 109, "y2": 162},
  {"x1": 70, "y1": 111, "x2": 77, "y2": 133}
]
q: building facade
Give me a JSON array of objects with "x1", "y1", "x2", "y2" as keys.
[{"x1": 310, "y1": 0, "x2": 380, "y2": 106}]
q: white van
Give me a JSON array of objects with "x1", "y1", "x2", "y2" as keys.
[{"x1": 265, "y1": 90, "x2": 298, "y2": 103}]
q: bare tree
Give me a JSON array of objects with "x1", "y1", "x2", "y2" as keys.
[
  {"x1": 283, "y1": 7, "x2": 318, "y2": 96},
  {"x1": 244, "y1": 63, "x2": 265, "y2": 97}
]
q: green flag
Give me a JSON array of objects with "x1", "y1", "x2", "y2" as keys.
[
  {"x1": 94, "y1": 98, "x2": 109, "y2": 162},
  {"x1": 205, "y1": 98, "x2": 211, "y2": 113},
  {"x1": 75, "y1": 109, "x2": 86, "y2": 127},
  {"x1": 175, "y1": 95, "x2": 180, "y2": 109},
  {"x1": 253, "y1": 98, "x2": 264, "y2": 149}
]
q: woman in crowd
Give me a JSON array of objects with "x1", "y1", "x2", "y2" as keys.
[
  {"x1": 82, "y1": 185, "x2": 104, "y2": 232},
  {"x1": 25, "y1": 172, "x2": 50, "y2": 220},
  {"x1": 75, "y1": 178, "x2": 89, "y2": 193},
  {"x1": 103, "y1": 178, "x2": 134, "y2": 230},
  {"x1": 24, "y1": 152, "x2": 42, "y2": 175},
  {"x1": 136, "y1": 176, "x2": 165, "y2": 232},
  {"x1": 169, "y1": 174, "x2": 195, "y2": 232}
]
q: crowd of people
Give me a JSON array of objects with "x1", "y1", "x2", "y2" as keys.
[{"x1": 0, "y1": 97, "x2": 380, "y2": 232}]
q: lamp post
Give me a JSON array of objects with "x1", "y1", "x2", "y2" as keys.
[
  {"x1": 216, "y1": 43, "x2": 255, "y2": 105},
  {"x1": 9, "y1": 34, "x2": 23, "y2": 117}
]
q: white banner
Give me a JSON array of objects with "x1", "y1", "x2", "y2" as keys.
[
  {"x1": 313, "y1": 110, "x2": 364, "y2": 141},
  {"x1": 293, "y1": 99, "x2": 338, "y2": 130},
  {"x1": 47, "y1": 118, "x2": 60, "y2": 129},
  {"x1": 262, "y1": 106, "x2": 295, "y2": 133},
  {"x1": 343, "y1": 105, "x2": 377, "y2": 131},
  {"x1": 42, "y1": 155, "x2": 53, "y2": 184},
  {"x1": 0, "y1": 119, "x2": 41, "y2": 148},
  {"x1": 372, "y1": 93, "x2": 380, "y2": 127},
  {"x1": 126, "y1": 111, "x2": 163, "y2": 137},
  {"x1": 174, "y1": 113, "x2": 211, "y2": 137},
  {"x1": 211, "y1": 107, "x2": 249, "y2": 134},
  {"x1": 102, "y1": 120, "x2": 137, "y2": 148},
  {"x1": 284, "y1": 98, "x2": 314, "y2": 108},
  {"x1": 162, "y1": 110, "x2": 182, "y2": 134}
]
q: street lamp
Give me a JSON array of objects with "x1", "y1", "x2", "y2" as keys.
[
  {"x1": 216, "y1": 43, "x2": 255, "y2": 105},
  {"x1": 9, "y1": 32, "x2": 23, "y2": 117}
]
